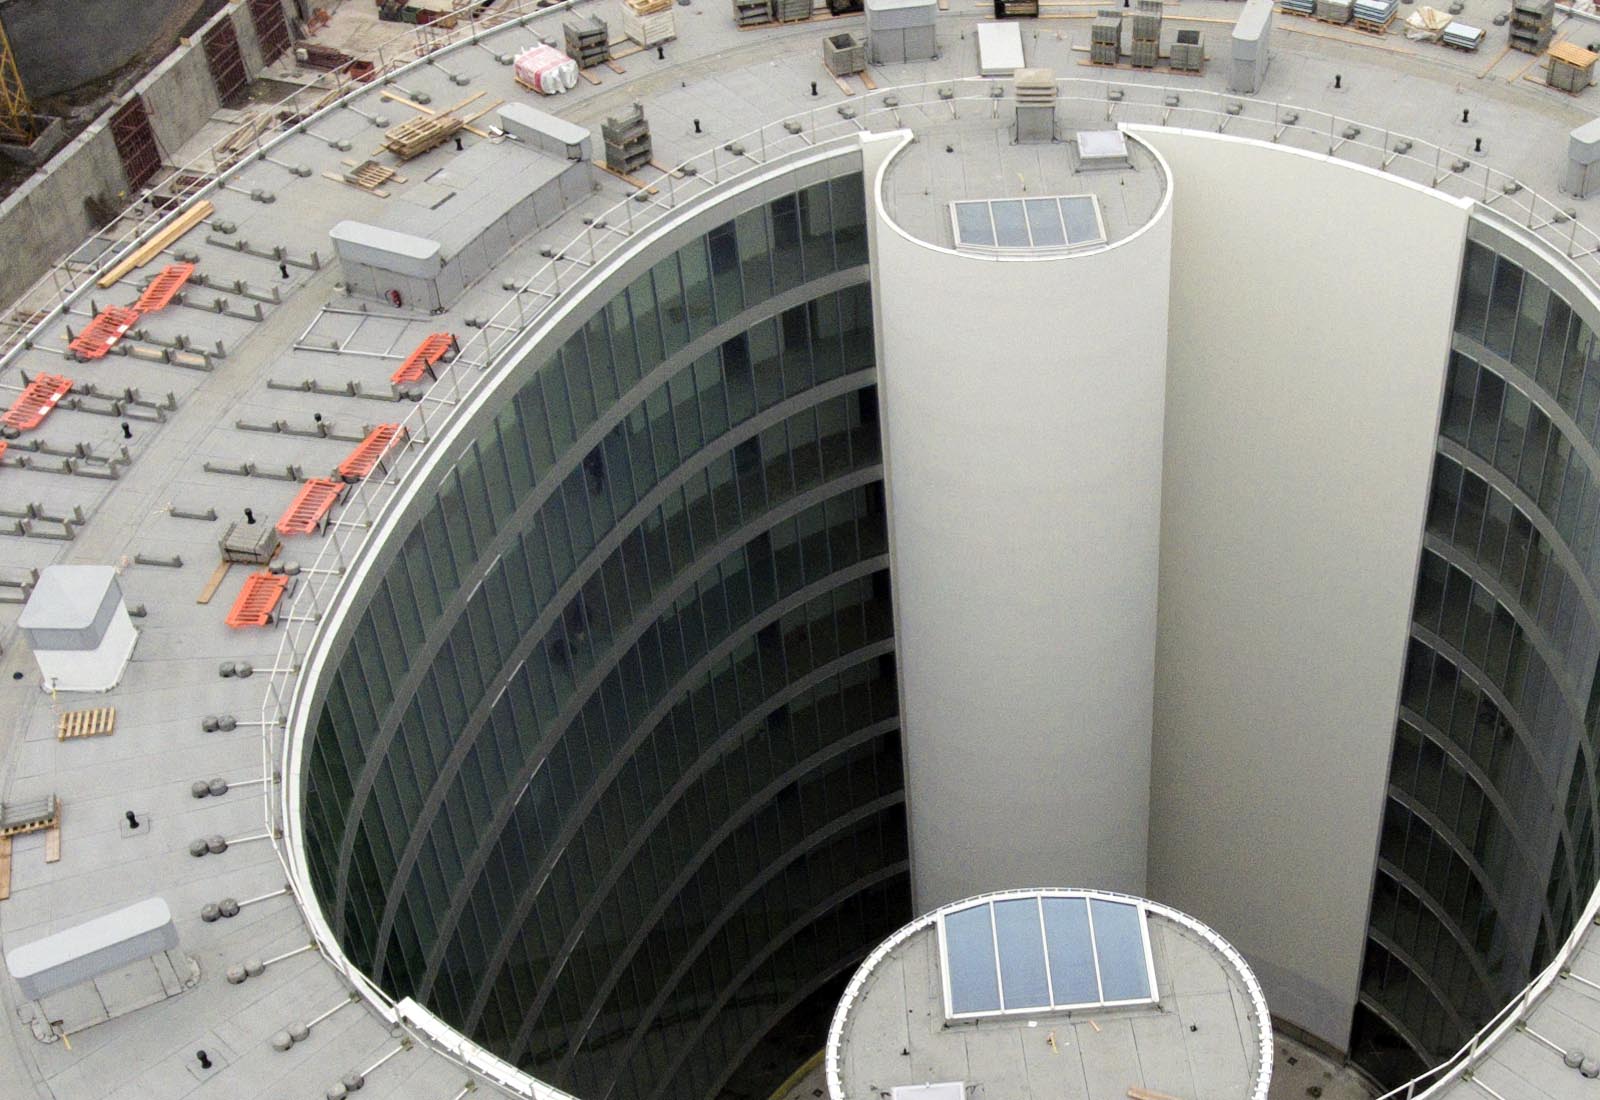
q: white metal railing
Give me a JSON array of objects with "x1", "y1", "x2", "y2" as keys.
[
  {"x1": 823, "y1": 888, "x2": 1276, "y2": 1100},
  {"x1": 8, "y1": 5, "x2": 1600, "y2": 1089},
  {"x1": 1372, "y1": 875, "x2": 1600, "y2": 1100}
]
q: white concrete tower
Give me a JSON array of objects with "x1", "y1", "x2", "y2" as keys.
[{"x1": 863, "y1": 126, "x2": 1174, "y2": 909}]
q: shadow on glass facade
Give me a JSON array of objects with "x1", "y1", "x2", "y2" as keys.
[
  {"x1": 1353, "y1": 222, "x2": 1600, "y2": 1086},
  {"x1": 301, "y1": 162, "x2": 913, "y2": 1100}
]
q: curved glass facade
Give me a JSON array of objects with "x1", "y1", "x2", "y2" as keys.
[
  {"x1": 300, "y1": 164, "x2": 913, "y2": 1100},
  {"x1": 1353, "y1": 224, "x2": 1600, "y2": 1084}
]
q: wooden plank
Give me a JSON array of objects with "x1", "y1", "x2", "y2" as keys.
[
  {"x1": 579, "y1": 67, "x2": 602, "y2": 85},
  {"x1": 197, "y1": 558, "x2": 232, "y2": 604},
  {"x1": 859, "y1": 68, "x2": 877, "y2": 89},
  {"x1": 605, "y1": 59, "x2": 627, "y2": 73},
  {"x1": 44, "y1": 821, "x2": 60, "y2": 864},
  {"x1": 596, "y1": 161, "x2": 659, "y2": 193},
  {"x1": 0, "y1": 835, "x2": 10, "y2": 901},
  {"x1": 832, "y1": 72, "x2": 856, "y2": 95},
  {"x1": 97, "y1": 200, "x2": 215, "y2": 289}
]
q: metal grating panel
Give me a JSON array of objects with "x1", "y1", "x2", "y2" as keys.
[
  {"x1": 109, "y1": 97, "x2": 161, "y2": 192},
  {"x1": 248, "y1": 0, "x2": 292, "y2": 65},
  {"x1": 203, "y1": 18, "x2": 249, "y2": 107}
]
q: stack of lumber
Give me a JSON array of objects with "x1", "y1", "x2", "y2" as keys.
[{"x1": 97, "y1": 200, "x2": 214, "y2": 289}]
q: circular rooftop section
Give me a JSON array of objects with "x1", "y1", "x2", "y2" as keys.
[
  {"x1": 879, "y1": 122, "x2": 1166, "y2": 254},
  {"x1": 826, "y1": 889, "x2": 1272, "y2": 1100}
]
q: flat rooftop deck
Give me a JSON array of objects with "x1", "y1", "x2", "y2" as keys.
[{"x1": 832, "y1": 909, "x2": 1264, "y2": 1100}]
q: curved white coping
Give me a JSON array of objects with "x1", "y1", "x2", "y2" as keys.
[
  {"x1": 823, "y1": 887, "x2": 1275, "y2": 1100},
  {"x1": 872, "y1": 127, "x2": 1174, "y2": 261},
  {"x1": 10, "y1": 31, "x2": 1577, "y2": 1096}
]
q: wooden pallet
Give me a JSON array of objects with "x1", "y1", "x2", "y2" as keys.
[
  {"x1": 0, "y1": 795, "x2": 59, "y2": 839},
  {"x1": 382, "y1": 112, "x2": 466, "y2": 160},
  {"x1": 57, "y1": 706, "x2": 116, "y2": 741}
]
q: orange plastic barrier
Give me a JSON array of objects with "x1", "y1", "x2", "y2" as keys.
[
  {"x1": 224, "y1": 573, "x2": 290, "y2": 628},
  {"x1": 133, "y1": 262, "x2": 196, "y2": 314},
  {"x1": 2, "y1": 374, "x2": 74, "y2": 431},
  {"x1": 390, "y1": 332, "x2": 457, "y2": 385},
  {"x1": 67, "y1": 307, "x2": 139, "y2": 361},
  {"x1": 276, "y1": 478, "x2": 345, "y2": 535},
  {"x1": 337, "y1": 424, "x2": 406, "y2": 481}
]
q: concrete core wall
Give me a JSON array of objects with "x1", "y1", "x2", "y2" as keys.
[
  {"x1": 865, "y1": 132, "x2": 1173, "y2": 913},
  {"x1": 1134, "y1": 126, "x2": 1469, "y2": 1052},
  {"x1": 0, "y1": 0, "x2": 290, "y2": 310}
]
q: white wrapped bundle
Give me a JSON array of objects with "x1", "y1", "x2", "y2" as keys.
[{"x1": 514, "y1": 44, "x2": 580, "y2": 94}]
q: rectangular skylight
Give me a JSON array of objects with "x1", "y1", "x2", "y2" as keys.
[
  {"x1": 949, "y1": 195, "x2": 1107, "y2": 254},
  {"x1": 938, "y1": 891, "x2": 1158, "y2": 1020}
]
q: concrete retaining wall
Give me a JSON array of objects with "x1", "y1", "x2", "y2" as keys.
[{"x1": 0, "y1": 0, "x2": 294, "y2": 311}]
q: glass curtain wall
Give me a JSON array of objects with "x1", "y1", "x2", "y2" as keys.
[
  {"x1": 1352, "y1": 226, "x2": 1600, "y2": 1085},
  {"x1": 301, "y1": 167, "x2": 912, "y2": 1100}
]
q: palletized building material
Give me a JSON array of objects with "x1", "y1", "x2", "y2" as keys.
[
  {"x1": 774, "y1": 0, "x2": 812, "y2": 21},
  {"x1": 1547, "y1": 41, "x2": 1596, "y2": 91},
  {"x1": 1091, "y1": 10, "x2": 1122, "y2": 63},
  {"x1": 1279, "y1": 0, "x2": 1314, "y2": 14},
  {"x1": 1169, "y1": 28, "x2": 1204, "y2": 71},
  {"x1": 1131, "y1": 0, "x2": 1161, "y2": 42},
  {"x1": 1129, "y1": 38, "x2": 1158, "y2": 67},
  {"x1": 514, "y1": 44, "x2": 580, "y2": 94},
  {"x1": 1314, "y1": 0, "x2": 1351, "y2": 22},
  {"x1": 1352, "y1": 0, "x2": 1395, "y2": 28},
  {"x1": 602, "y1": 103, "x2": 652, "y2": 173},
  {"x1": 1440, "y1": 20, "x2": 1483, "y2": 49},
  {"x1": 733, "y1": 0, "x2": 772, "y2": 26},
  {"x1": 824, "y1": 32, "x2": 867, "y2": 75},
  {"x1": 563, "y1": 15, "x2": 610, "y2": 68},
  {"x1": 621, "y1": 0, "x2": 675, "y2": 44},
  {"x1": 1510, "y1": 0, "x2": 1553, "y2": 52}
]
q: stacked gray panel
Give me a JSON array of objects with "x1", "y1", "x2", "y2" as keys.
[
  {"x1": 1314, "y1": 0, "x2": 1351, "y2": 22},
  {"x1": 1092, "y1": 11, "x2": 1121, "y2": 64}
]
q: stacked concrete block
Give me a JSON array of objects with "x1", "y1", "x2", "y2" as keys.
[
  {"x1": 1131, "y1": 0, "x2": 1161, "y2": 68},
  {"x1": 1091, "y1": 10, "x2": 1122, "y2": 64},
  {"x1": 1169, "y1": 28, "x2": 1204, "y2": 71}
]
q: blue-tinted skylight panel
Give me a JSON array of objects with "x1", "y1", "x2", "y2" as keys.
[
  {"x1": 954, "y1": 202, "x2": 994, "y2": 247},
  {"x1": 1060, "y1": 196, "x2": 1102, "y2": 245},
  {"x1": 990, "y1": 200, "x2": 1030, "y2": 247},
  {"x1": 1024, "y1": 199, "x2": 1066, "y2": 247},
  {"x1": 945, "y1": 903, "x2": 1001, "y2": 1014},
  {"x1": 1041, "y1": 896, "x2": 1100, "y2": 1005},
  {"x1": 993, "y1": 899, "x2": 1050, "y2": 1009},
  {"x1": 1089, "y1": 899, "x2": 1151, "y2": 1001}
]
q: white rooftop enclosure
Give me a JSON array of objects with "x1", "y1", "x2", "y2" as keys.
[{"x1": 18, "y1": 565, "x2": 137, "y2": 692}]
